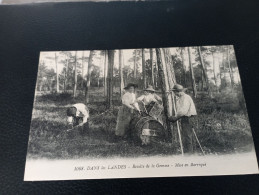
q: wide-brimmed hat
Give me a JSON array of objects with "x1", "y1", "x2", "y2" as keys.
[
  {"x1": 144, "y1": 85, "x2": 156, "y2": 92},
  {"x1": 171, "y1": 84, "x2": 187, "y2": 92},
  {"x1": 124, "y1": 83, "x2": 138, "y2": 90}
]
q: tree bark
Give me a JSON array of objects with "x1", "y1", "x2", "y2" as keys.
[
  {"x1": 119, "y1": 50, "x2": 124, "y2": 98},
  {"x1": 107, "y1": 50, "x2": 114, "y2": 109},
  {"x1": 218, "y1": 53, "x2": 223, "y2": 88},
  {"x1": 55, "y1": 52, "x2": 59, "y2": 93},
  {"x1": 201, "y1": 72, "x2": 205, "y2": 91},
  {"x1": 187, "y1": 47, "x2": 197, "y2": 98},
  {"x1": 155, "y1": 48, "x2": 174, "y2": 140},
  {"x1": 85, "y1": 50, "x2": 94, "y2": 103},
  {"x1": 222, "y1": 48, "x2": 227, "y2": 87},
  {"x1": 198, "y1": 47, "x2": 212, "y2": 97},
  {"x1": 150, "y1": 48, "x2": 154, "y2": 86},
  {"x1": 133, "y1": 49, "x2": 137, "y2": 80},
  {"x1": 64, "y1": 57, "x2": 68, "y2": 92},
  {"x1": 155, "y1": 55, "x2": 158, "y2": 88},
  {"x1": 142, "y1": 49, "x2": 146, "y2": 88},
  {"x1": 212, "y1": 51, "x2": 219, "y2": 93},
  {"x1": 73, "y1": 51, "x2": 77, "y2": 98},
  {"x1": 163, "y1": 48, "x2": 176, "y2": 84},
  {"x1": 81, "y1": 51, "x2": 85, "y2": 90}
]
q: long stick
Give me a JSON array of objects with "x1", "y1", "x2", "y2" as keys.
[
  {"x1": 172, "y1": 94, "x2": 184, "y2": 156},
  {"x1": 192, "y1": 128, "x2": 205, "y2": 155}
]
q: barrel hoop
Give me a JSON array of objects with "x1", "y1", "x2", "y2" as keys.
[
  {"x1": 135, "y1": 117, "x2": 164, "y2": 134},
  {"x1": 134, "y1": 116, "x2": 152, "y2": 130}
]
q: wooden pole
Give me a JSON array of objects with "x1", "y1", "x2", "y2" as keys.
[{"x1": 172, "y1": 94, "x2": 184, "y2": 156}]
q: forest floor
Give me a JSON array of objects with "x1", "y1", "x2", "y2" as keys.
[{"x1": 27, "y1": 87, "x2": 254, "y2": 159}]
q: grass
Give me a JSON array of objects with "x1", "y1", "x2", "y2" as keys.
[{"x1": 27, "y1": 88, "x2": 254, "y2": 159}]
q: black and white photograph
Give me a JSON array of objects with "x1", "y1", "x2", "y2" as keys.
[{"x1": 24, "y1": 46, "x2": 258, "y2": 180}]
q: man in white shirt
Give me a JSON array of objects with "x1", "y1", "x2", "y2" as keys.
[
  {"x1": 168, "y1": 84, "x2": 197, "y2": 154},
  {"x1": 67, "y1": 103, "x2": 89, "y2": 133}
]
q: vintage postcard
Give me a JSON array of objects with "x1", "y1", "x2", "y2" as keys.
[{"x1": 24, "y1": 46, "x2": 258, "y2": 181}]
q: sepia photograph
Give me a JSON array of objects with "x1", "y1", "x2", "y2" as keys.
[{"x1": 24, "y1": 46, "x2": 258, "y2": 180}]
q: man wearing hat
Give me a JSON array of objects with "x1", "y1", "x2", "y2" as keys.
[
  {"x1": 66, "y1": 103, "x2": 89, "y2": 132},
  {"x1": 168, "y1": 84, "x2": 197, "y2": 154}
]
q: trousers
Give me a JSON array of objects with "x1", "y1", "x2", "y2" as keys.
[{"x1": 180, "y1": 116, "x2": 194, "y2": 153}]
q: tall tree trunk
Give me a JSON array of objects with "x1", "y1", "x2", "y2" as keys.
[
  {"x1": 227, "y1": 45, "x2": 234, "y2": 87},
  {"x1": 187, "y1": 47, "x2": 197, "y2": 98},
  {"x1": 218, "y1": 53, "x2": 223, "y2": 89},
  {"x1": 163, "y1": 48, "x2": 176, "y2": 84},
  {"x1": 81, "y1": 51, "x2": 85, "y2": 89},
  {"x1": 149, "y1": 48, "x2": 154, "y2": 86},
  {"x1": 97, "y1": 52, "x2": 104, "y2": 89},
  {"x1": 212, "y1": 51, "x2": 219, "y2": 93},
  {"x1": 134, "y1": 50, "x2": 137, "y2": 79},
  {"x1": 55, "y1": 52, "x2": 59, "y2": 93},
  {"x1": 198, "y1": 47, "x2": 212, "y2": 97},
  {"x1": 201, "y1": 72, "x2": 205, "y2": 91},
  {"x1": 142, "y1": 48, "x2": 146, "y2": 88},
  {"x1": 85, "y1": 50, "x2": 94, "y2": 103},
  {"x1": 162, "y1": 48, "x2": 180, "y2": 143},
  {"x1": 133, "y1": 49, "x2": 137, "y2": 80},
  {"x1": 119, "y1": 50, "x2": 124, "y2": 98},
  {"x1": 222, "y1": 48, "x2": 227, "y2": 87},
  {"x1": 107, "y1": 50, "x2": 114, "y2": 109},
  {"x1": 64, "y1": 57, "x2": 68, "y2": 92},
  {"x1": 155, "y1": 48, "x2": 175, "y2": 140},
  {"x1": 73, "y1": 51, "x2": 77, "y2": 98},
  {"x1": 104, "y1": 50, "x2": 107, "y2": 96},
  {"x1": 180, "y1": 47, "x2": 187, "y2": 86},
  {"x1": 155, "y1": 58, "x2": 158, "y2": 88}
]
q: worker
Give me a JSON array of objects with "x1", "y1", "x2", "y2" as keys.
[
  {"x1": 135, "y1": 85, "x2": 162, "y2": 114},
  {"x1": 168, "y1": 84, "x2": 197, "y2": 154},
  {"x1": 66, "y1": 103, "x2": 89, "y2": 133},
  {"x1": 115, "y1": 83, "x2": 138, "y2": 140}
]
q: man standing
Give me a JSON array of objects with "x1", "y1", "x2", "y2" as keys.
[
  {"x1": 168, "y1": 84, "x2": 197, "y2": 154},
  {"x1": 66, "y1": 103, "x2": 89, "y2": 133}
]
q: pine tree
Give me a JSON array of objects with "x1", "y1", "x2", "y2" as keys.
[{"x1": 188, "y1": 47, "x2": 197, "y2": 98}]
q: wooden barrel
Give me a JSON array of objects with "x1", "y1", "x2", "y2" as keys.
[{"x1": 130, "y1": 115, "x2": 166, "y2": 145}]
